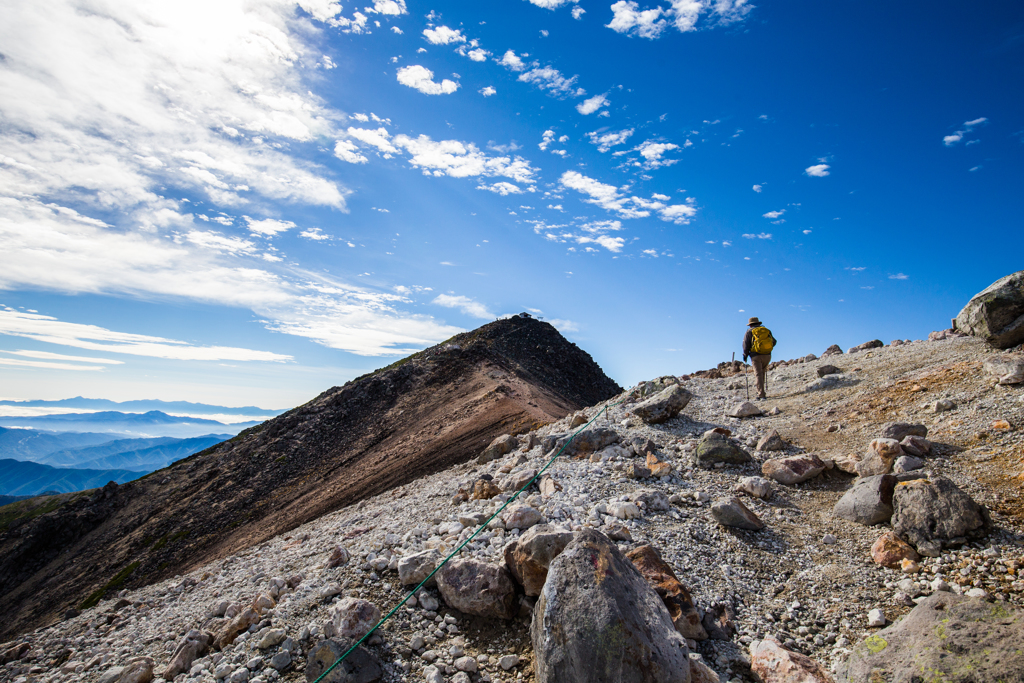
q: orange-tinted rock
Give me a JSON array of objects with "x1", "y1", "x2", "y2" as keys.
[
  {"x1": 626, "y1": 544, "x2": 707, "y2": 640},
  {"x1": 870, "y1": 531, "x2": 919, "y2": 569},
  {"x1": 750, "y1": 637, "x2": 834, "y2": 682},
  {"x1": 645, "y1": 453, "x2": 672, "y2": 477},
  {"x1": 471, "y1": 479, "x2": 502, "y2": 500}
]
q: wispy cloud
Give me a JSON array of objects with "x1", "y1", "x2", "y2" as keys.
[
  {"x1": 889, "y1": 273, "x2": 909, "y2": 280},
  {"x1": 433, "y1": 294, "x2": 494, "y2": 319},
  {"x1": 943, "y1": 117, "x2": 987, "y2": 146},
  {"x1": 558, "y1": 172, "x2": 696, "y2": 223},
  {"x1": 577, "y1": 94, "x2": 609, "y2": 115},
  {"x1": 587, "y1": 129, "x2": 634, "y2": 152},
  {"x1": 606, "y1": 0, "x2": 753, "y2": 39}
]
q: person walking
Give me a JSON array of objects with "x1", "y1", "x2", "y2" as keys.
[{"x1": 742, "y1": 317, "x2": 777, "y2": 400}]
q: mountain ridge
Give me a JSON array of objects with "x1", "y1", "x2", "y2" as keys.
[{"x1": 0, "y1": 315, "x2": 622, "y2": 639}]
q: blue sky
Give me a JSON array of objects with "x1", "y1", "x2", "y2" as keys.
[{"x1": 1, "y1": 0, "x2": 1022, "y2": 409}]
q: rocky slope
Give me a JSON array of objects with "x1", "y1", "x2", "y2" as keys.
[
  {"x1": 0, "y1": 315, "x2": 621, "y2": 642},
  {"x1": 2, "y1": 330, "x2": 1020, "y2": 683}
]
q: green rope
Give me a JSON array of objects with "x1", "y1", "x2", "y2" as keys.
[{"x1": 312, "y1": 399, "x2": 623, "y2": 682}]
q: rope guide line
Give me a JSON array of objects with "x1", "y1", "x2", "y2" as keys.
[{"x1": 313, "y1": 398, "x2": 624, "y2": 683}]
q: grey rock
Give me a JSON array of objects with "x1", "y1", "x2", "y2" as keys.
[
  {"x1": 893, "y1": 455, "x2": 924, "y2": 473},
  {"x1": 856, "y1": 438, "x2": 903, "y2": 476},
  {"x1": 269, "y1": 652, "x2": 291, "y2": 671},
  {"x1": 899, "y1": 435, "x2": 932, "y2": 457},
  {"x1": 804, "y1": 374, "x2": 851, "y2": 392},
  {"x1": 331, "y1": 598, "x2": 380, "y2": 641},
  {"x1": 734, "y1": 476, "x2": 772, "y2": 499},
  {"x1": 816, "y1": 364, "x2": 842, "y2": 377},
  {"x1": 162, "y1": 629, "x2": 211, "y2": 679},
  {"x1": 436, "y1": 559, "x2": 517, "y2": 619},
  {"x1": 694, "y1": 433, "x2": 753, "y2": 469},
  {"x1": 761, "y1": 454, "x2": 826, "y2": 485},
  {"x1": 504, "y1": 524, "x2": 574, "y2": 597},
  {"x1": 502, "y1": 504, "x2": 545, "y2": 530},
  {"x1": 701, "y1": 603, "x2": 736, "y2": 641},
  {"x1": 710, "y1": 497, "x2": 764, "y2": 530},
  {"x1": 837, "y1": 592, "x2": 1024, "y2": 682},
  {"x1": 502, "y1": 468, "x2": 538, "y2": 492},
  {"x1": 304, "y1": 638, "x2": 381, "y2": 683},
  {"x1": 630, "y1": 489, "x2": 671, "y2": 511},
  {"x1": 881, "y1": 422, "x2": 928, "y2": 441},
  {"x1": 479, "y1": 434, "x2": 517, "y2": 464},
  {"x1": 560, "y1": 427, "x2": 620, "y2": 458},
  {"x1": 631, "y1": 385, "x2": 693, "y2": 424},
  {"x1": 625, "y1": 462, "x2": 652, "y2": 479},
  {"x1": 116, "y1": 657, "x2": 154, "y2": 683},
  {"x1": 398, "y1": 549, "x2": 442, "y2": 587},
  {"x1": 821, "y1": 344, "x2": 843, "y2": 357},
  {"x1": 848, "y1": 339, "x2": 884, "y2": 353},
  {"x1": 983, "y1": 356, "x2": 1024, "y2": 384},
  {"x1": 629, "y1": 436, "x2": 658, "y2": 457},
  {"x1": 532, "y1": 529, "x2": 691, "y2": 683},
  {"x1": 727, "y1": 401, "x2": 762, "y2": 418},
  {"x1": 258, "y1": 628, "x2": 286, "y2": 649},
  {"x1": 833, "y1": 474, "x2": 897, "y2": 526},
  {"x1": 98, "y1": 667, "x2": 126, "y2": 683},
  {"x1": 953, "y1": 270, "x2": 1024, "y2": 348},
  {"x1": 756, "y1": 429, "x2": 787, "y2": 451},
  {"x1": 892, "y1": 477, "x2": 990, "y2": 556}
]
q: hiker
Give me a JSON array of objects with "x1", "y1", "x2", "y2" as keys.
[{"x1": 742, "y1": 317, "x2": 777, "y2": 400}]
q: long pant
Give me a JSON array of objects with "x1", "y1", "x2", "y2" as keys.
[{"x1": 751, "y1": 354, "x2": 771, "y2": 398}]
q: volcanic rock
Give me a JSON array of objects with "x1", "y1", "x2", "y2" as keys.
[
  {"x1": 398, "y1": 549, "x2": 441, "y2": 587},
  {"x1": 436, "y1": 559, "x2": 517, "y2": 620},
  {"x1": 983, "y1": 356, "x2": 1024, "y2": 384},
  {"x1": 856, "y1": 438, "x2": 903, "y2": 476},
  {"x1": 504, "y1": 524, "x2": 574, "y2": 596},
  {"x1": 953, "y1": 270, "x2": 1024, "y2": 348},
  {"x1": 626, "y1": 545, "x2": 708, "y2": 640},
  {"x1": 304, "y1": 638, "x2": 382, "y2": 683},
  {"x1": 870, "y1": 531, "x2": 919, "y2": 569},
  {"x1": 762, "y1": 454, "x2": 826, "y2": 485},
  {"x1": 750, "y1": 637, "x2": 834, "y2": 682},
  {"x1": 891, "y1": 477, "x2": 990, "y2": 556},
  {"x1": 756, "y1": 429, "x2": 787, "y2": 451},
  {"x1": 695, "y1": 433, "x2": 753, "y2": 469},
  {"x1": 710, "y1": 497, "x2": 764, "y2": 530},
  {"x1": 631, "y1": 385, "x2": 693, "y2": 424},
  {"x1": 881, "y1": 422, "x2": 927, "y2": 441},
  {"x1": 531, "y1": 529, "x2": 690, "y2": 683}
]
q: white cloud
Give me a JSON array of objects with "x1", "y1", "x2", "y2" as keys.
[
  {"x1": 762, "y1": 210, "x2": 785, "y2": 219},
  {"x1": 607, "y1": 0, "x2": 751, "y2": 38},
  {"x1": 477, "y1": 181, "x2": 523, "y2": 195},
  {"x1": 0, "y1": 309, "x2": 290, "y2": 362},
  {"x1": 607, "y1": 1, "x2": 666, "y2": 38},
  {"x1": 300, "y1": 227, "x2": 331, "y2": 241},
  {"x1": 802, "y1": 229, "x2": 812, "y2": 234},
  {"x1": 346, "y1": 127, "x2": 400, "y2": 155},
  {"x1": 548, "y1": 318, "x2": 579, "y2": 332},
  {"x1": 634, "y1": 140, "x2": 680, "y2": 168},
  {"x1": 741, "y1": 232, "x2": 772, "y2": 239},
  {"x1": 525, "y1": 0, "x2": 578, "y2": 7},
  {"x1": 540, "y1": 130, "x2": 556, "y2": 151},
  {"x1": 432, "y1": 294, "x2": 494, "y2": 319},
  {"x1": 518, "y1": 66, "x2": 579, "y2": 95},
  {"x1": 479, "y1": 86, "x2": 497, "y2": 97},
  {"x1": 4, "y1": 349, "x2": 124, "y2": 365},
  {"x1": 396, "y1": 65, "x2": 460, "y2": 95},
  {"x1": 752, "y1": 184, "x2": 762, "y2": 192},
  {"x1": 943, "y1": 132, "x2": 964, "y2": 146},
  {"x1": 559, "y1": 171, "x2": 697, "y2": 223},
  {"x1": 964, "y1": 117, "x2": 987, "y2": 128},
  {"x1": 390, "y1": 134, "x2": 538, "y2": 183},
  {"x1": 805, "y1": 164, "x2": 831, "y2": 177},
  {"x1": 245, "y1": 217, "x2": 297, "y2": 237},
  {"x1": 466, "y1": 48, "x2": 489, "y2": 61},
  {"x1": 0, "y1": 357, "x2": 106, "y2": 372},
  {"x1": 334, "y1": 140, "x2": 369, "y2": 164},
  {"x1": 588, "y1": 129, "x2": 634, "y2": 152},
  {"x1": 391, "y1": 26, "x2": 403, "y2": 33},
  {"x1": 889, "y1": 273, "x2": 909, "y2": 280},
  {"x1": 365, "y1": 0, "x2": 408, "y2": 15},
  {"x1": 181, "y1": 230, "x2": 257, "y2": 255},
  {"x1": 572, "y1": 7, "x2": 586, "y2": 18},
  {"x1": 422, "y1": 26, "x2": 466, "y2": 45},
  {"x1": 577, "y1": 94, "x2": 609, "y2": 115},
  {"x1": 498, "y1": 50, "x2": 527, "y2": 71}
]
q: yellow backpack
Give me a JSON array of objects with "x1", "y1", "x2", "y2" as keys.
[{"x1": 751, "y1": 326, "x2": 774, "y2": 355}]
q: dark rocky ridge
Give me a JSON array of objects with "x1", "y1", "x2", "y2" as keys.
[{"x1": 0, "y1": 314, "x2": 621, "y2": 640}]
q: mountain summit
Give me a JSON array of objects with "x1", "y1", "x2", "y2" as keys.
[{"x1": 0, "y1": 314, "x2": 621, "y2": 639}]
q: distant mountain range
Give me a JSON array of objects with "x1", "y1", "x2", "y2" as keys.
[
  {"x1": 0, "y1": 410, "x2": 262, "y2": 439},
  {"x1": 0, "y1": 459, "x2": 143, "y2": 496},
  {"x1": 0, "y1": 426, "x2": 117, "y2": 461},
  {"x1": 0, "y1": 397, "x2": 283, "y2": 417},
  {"x1": 35, "y1": 434, "x2": 231, "y2": 471}
]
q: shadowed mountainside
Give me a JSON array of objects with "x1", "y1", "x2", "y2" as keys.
[{"x1": 0, "y1": 315, "x2": 621, "y2": 639}]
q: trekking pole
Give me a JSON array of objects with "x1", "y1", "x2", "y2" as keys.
[{"x1": 744, "y1": 358, "x2": 749, "y2": 400}]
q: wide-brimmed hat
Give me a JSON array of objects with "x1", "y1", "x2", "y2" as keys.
[{"x1": 747, "y1": 317, "x2": 761, "y2": 326}]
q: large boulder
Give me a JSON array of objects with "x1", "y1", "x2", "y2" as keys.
[
  {"x1": 891, "y1": 477, "x2": 990, "y2": 557},
  {"x1": 304, "y1": 638, "x2": 382, "y2": 683},
  {"x1": 727, "y1": 401, "x2": 762, "y2": 418},
  {"x1": 983, "y1": 356, "x2": 1024, "y2": 384},
  {"x1": 695, "y1": 433, "x2": 753, "y2": 469},
  {"x1": 870, "y1": 531, "x2": 919, "y2": 569},
  {"x1": 397, "y1": 549, "x2": 441, "y2": 587},
  {"x1": 212, "y1": 607, "x2": 259, "y2": 650},
  {"x1": 532, "y1": 529, "x2": 691, "y2": 683},
  {"x1": 162, "y1": 630, "x2": 211, "y2": 679},
  {"x1": 761, "y1": 454, "x2": 826, "y2": 485},
  {"x1": 632, "y1": 385, "x2": 693, "y2": 424},
  {"x1": 560, "y1": 427, "x2": 620, "y2": 457},
  {"x1": 750, "y1": 637, "x2": 833, "y2": 683},
  {"x1": 502, "y1": 504, "x2": 545, "y2": 530},
  {"x1": 116, "y1": 657, "x2": 155, "y2": 683},
  {"x1": 833, "y1": 474, "x2": 897, "y2": 526},
  {"x1": 625, "y1": 545, "x2": 708, "y2": 640},
  {"x1": 953, "y1": 270, "x2": 1024, "y2": 349},
  {"x1": 504, "y1": 524, "x2": 574, "y2": 596},
  {"x1": 838, "y1": 592, "x2": 1024, "y2": 682},
  {"x1": 848, "y1": 339, "x2": 883, "y2": 353},
  {"x1": 436, "y1": 559, "x2": 517, "y2": 619}
]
